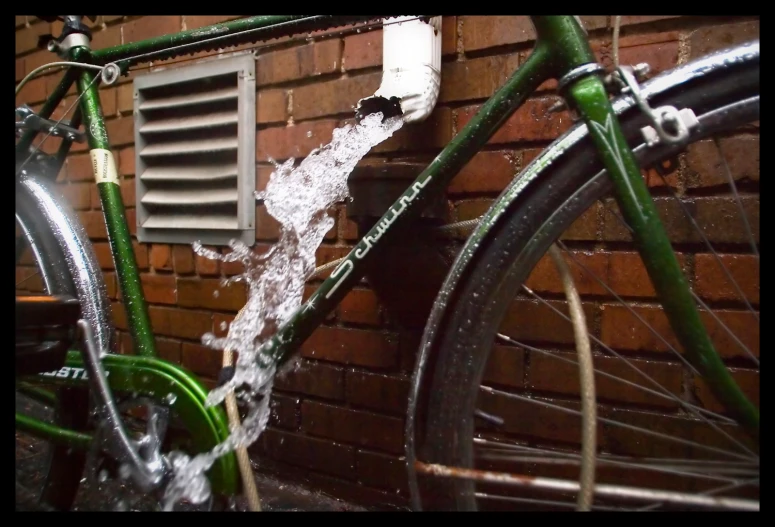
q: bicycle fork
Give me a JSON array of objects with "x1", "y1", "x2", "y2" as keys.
[{"x1": 562, "y1": 69, "x2": 759, "y2": 440}]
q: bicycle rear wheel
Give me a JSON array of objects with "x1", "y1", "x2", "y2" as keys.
[
  {"x1": 16, "y1": 184, "x2": 90, "y2": 511},
  {"x1": 414, "y1": 43, "x2": 759, "y2": 510}
]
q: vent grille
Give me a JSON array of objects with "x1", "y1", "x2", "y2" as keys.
[{"x1": 134, "y1": 54, "x2": 255, "y2": 246}]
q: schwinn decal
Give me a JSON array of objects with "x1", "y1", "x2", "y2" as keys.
[
  {"x1": 325, "y1": 175, "x2": 432, "y2": 299},
  {"x1": 38, "y1": 366, "x2": 108, "y2": 380}
]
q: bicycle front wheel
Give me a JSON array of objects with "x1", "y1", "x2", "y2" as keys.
[{"x1": 415, "y1": 42, "x2": 759, "y2": 511}]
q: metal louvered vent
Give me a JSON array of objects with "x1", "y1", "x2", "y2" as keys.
[{"x1": 133, "y1": 54, "x2": 255, "y2": 246}]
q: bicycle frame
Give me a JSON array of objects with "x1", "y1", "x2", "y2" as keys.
[{"x1": 16, "y1": 14, "x2": 757, "y2": 482}]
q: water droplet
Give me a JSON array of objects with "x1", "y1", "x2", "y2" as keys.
[
  {"x1": 166, "y1": 392, "x2": 178, "y2": 405},
  {"x1": 213, "y1": 290, "x2": 220, "y2": 298},
  {"x1": 98, "y1": 469, "x2": 109, "y2": 482},
  {"x1": 306, "y1": 130, "x2": 313, "y2": 138},
  {"x1": 220, "y1": 321, "x2": 228, "y2": 331}
]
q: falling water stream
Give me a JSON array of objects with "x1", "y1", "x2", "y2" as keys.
[{"x1": 160, "y1": 112, "x2": 403, "y2": 510}]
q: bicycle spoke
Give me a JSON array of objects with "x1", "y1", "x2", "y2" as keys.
[
  {"x1": 712, "y1": 137, "x2": 759, "y2": 260},
  {"x1": 636, "y1": 477, "x2": 759, "y2": 511},
  {"x1": 480, "y1": 386, "x2": 754, "y2": 462},
  {"x1": 495, "y1": 333, "x2": 736, "y2": 426}
]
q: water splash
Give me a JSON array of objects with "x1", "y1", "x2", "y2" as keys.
[{"x1": 161, "y1": 113, "x2": 403, "y2": 509}]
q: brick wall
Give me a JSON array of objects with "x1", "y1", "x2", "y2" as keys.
[{"x1": 16, "y1": 15, "x2": 759, "y2": 508}]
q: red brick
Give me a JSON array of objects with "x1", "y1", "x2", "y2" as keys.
[
  {"x1": 529, "y1": 350, "x2": 683, "y2": 408},
  {"x1": 268, "y1": 394, "x2": 299, "y2": 430},
  {"x1": 212, "y1": 312, "x2": 235, "y2": 338},
  {"x1": 528, "y1": 249, "x2": 610, "y2": 296},
  {"x1": 616, "y1": 40, "x2": 679, "y2": 76},
  {"x1": 342, "y1": 30, "x2": 382, "y2": 71},
  {"x1": 301, "y1": 326, "x2": 398, "y2": 368},
  {"x1": 118, "y1": 146, "x2": 135, "y2": 176},
  {"x1": 117, "y1": 83, "x2": 134, "y2": 114},
  {"x1": 256, "y1": 39, "x2": 341, "y2": 86},
  {"x1": 455, "y1": 98, "x2": 572, "y2": 144},
  {"x1": 478, "y1": 388, "x2": 587, "y2": 446},
  {"x1": 123, "y1": 16, "x2": 182, "y2": 44},
  {"x1": 140, "y1": 273, "x2": 176, "y2": 304},
  {"x1": 355, "y1": 450, "x2": 407, "y2": 494},
  {"x1": 608, "y1": 251, "x2": 688, "y2": 298},
  {"x1": 483, "y1": 344, "x2": 525, "y2": 388},
  {"x1": 275, "y1": 359, "x2": 344, "y2": 399},
  {"x1": 339, "y1": 208, "x2": 359, "y2": 241},
  {"x1": 93, "y1": 242, "x2": 114, "y2": 270},
  {"x1": 448, "y1": 150, "x2": 516, "y2": 195},
  {"x1": 602, "y1": 197, "x2": 695, "y2": 244},
  {"x1": 700, "y1": 309, "x2": 759, "y2": 361},
  {"x1": 156, "y1": 337, "x2": 181, "y2": 363},
  {"x1": 601, "y1": 303, "x2": 679, "y2": 354},
  {"x1": 103, "y1": 272, "x2": 118, "y2": 299},
  {"x1": 220, "y1": 250, "x2": 245, "y2": 277},
  {"x1": 15, "y1": 15, "x2": 27, "y2": 28},
  {"x1": 79, "y1": 210, "x2": 108, "y2": 239},
  {"x1": 689, "y1": 20, "x2": 759, "y2": 59},
  {"x1": 439, "y1": 54, "x2": 519, "y2": 103},
  {"x1": 90, "y1": 24, "x2": 122, "y2": 50},
  {"x1": 292, "y1": 72, "x2": 381, "y2": 121},
  {"x1": 149, "y1": 244, "x2": 172, "y2": 271},
  {"x1": 126, "y1": 209, "x2": 138, "y2": 236},
  {"x1": 694, "y1": 196, "x2": 759, "y2": 245},
  {"x1": 256, "y1": 165, "x2": 273, "y2": 193},
  {"x1": 256, "y1": 89, "x2": 287, "y2": 124},
  {"x1": 562, "y1": 201, "x2": 601, "y2": 242},
  {"x1": 16, "y1": 76, "x2": 46, "y2": 106},
  {"x1": 255, "y1": 205, "x2": 281, "y2": 240},
  {"x1": 685, "y1": 136, "x2": 759, "y2": 188},
  {"x1": 500, "y1": 298, "x2": 597, "y2": 346},
  {"x1": 181, "y1": 341, "x2": 222, "y2": 377},
  {"x1": 301, "y1": 400, "x2": 403, "y2": 454},
  {"x1": 620, "y1": 16, "x2": 679, "y2": 26},
  {"x1": 59, "y1": 183, "x2": 91, "y2": 210},
  {"x1": 172, "y1": 244, "x2": 196, "y2": 275},
  {"x1": 99, "y1": 88, "x2": 117, "y2": 118},
  {"x1": 133, "y1": 240, "x2": 148, "y2": 270},
  {"x1": 176, "y1": 277, "x2": 247, "y2": 311},
  {"x1": 262, "y1": 428, "x2": 354, "y2": 478},
  {"x1": 120, "y1": 176, "x2": 136, "y2": 206},
  {"x1": 339, "y1": 288, "x2": 380, "y2": 325},
  {"x1": 148, "y1": 305, "x2": 212, "y2": 340},
  {"x1": 184, "y1": 15, "x2": 242, "y2": 30},
  {"x1": 695, "y1": 253, "x2": 759, "y2": 304},
  {"x1": 16, "y1": 58, "x2": 25, "y2": 82},
  {"x1": 111, "y1": 301, "x2": 127, "y2": 330},
  {"x1": 345, "y1": 370, "x2": 408, "y2": 415},
  {"x1": 460, "y1": 16, "x2": 535, "y2": 52},
  {"x1": 105, "y1": 117, "x2": 134, "y2": 147},
  {"x1": 372, "y1": 106, "x2": 452, "y2": 153},
  {"x1": 694, "y1": 367, "x2": 758, "y2": 414},
  {"x1": 23, "y1": 50, "x2": 52, "y2": 77},
  {"x1": 441, "y1": 16, "x2": 457, "y2": 56},
  {"x1": 195, "y1": 246, "x2": 220, "y2": 276},
  {"x1": 257, "y1": 120, "x2": 338, "y2": 161},
  {"x1": 16, "y1": 21, "x2": 52, "y2": 54}
]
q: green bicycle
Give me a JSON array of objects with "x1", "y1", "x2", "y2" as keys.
[{"x1": 16, "y1": 15, "x2": 758, "y2": 511}]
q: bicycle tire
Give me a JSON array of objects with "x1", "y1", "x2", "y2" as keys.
[
  {"x1": 415, "y1": 44, "x2": 759, "y2": 510},
  {"x1": 16, "y1": 185, "x2": 90, "y2": 511}
]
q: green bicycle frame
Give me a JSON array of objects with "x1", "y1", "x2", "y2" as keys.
[{"x1": 17, "y1": 15, "x2": 757, "y2": 468}]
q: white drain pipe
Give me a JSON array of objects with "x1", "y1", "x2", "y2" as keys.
[{"x1": 358, "y1": 16, "x2": 442, "y2": 124}]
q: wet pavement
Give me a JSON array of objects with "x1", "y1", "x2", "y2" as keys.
[{"x1": 16, "y1": 393, "x2": 366, "y2": 512}]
